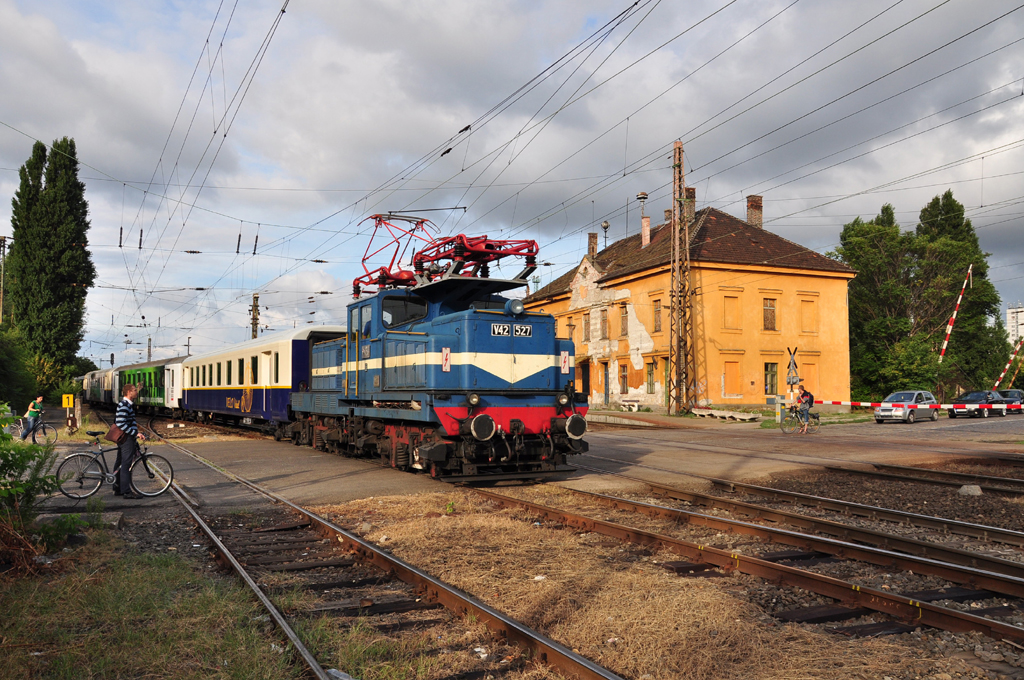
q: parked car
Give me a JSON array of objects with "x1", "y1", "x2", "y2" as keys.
[
  {"x1": 948, "y1": 391, "x2": 1007, "y2": 418},
  {"x1": 998, "y1": 389, "x2": 1023, "y2": 414},
  {"x1": 874, "y1": 391, "x2": 939, "y2": 423}
]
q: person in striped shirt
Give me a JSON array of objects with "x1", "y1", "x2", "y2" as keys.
[{"x1": 114, "y1": 383, "x2": 147, "y2": 498}]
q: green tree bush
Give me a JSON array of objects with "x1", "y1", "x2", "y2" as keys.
[{"x1": 834, "y1": 191, "x2": 1007, "y2": 400}]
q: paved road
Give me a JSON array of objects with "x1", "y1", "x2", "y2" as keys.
[{"x1": 38, "y1": 414, "x2": 1024, "y2": 515}]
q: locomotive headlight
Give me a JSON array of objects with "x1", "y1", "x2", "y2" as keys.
[
  {"x1": 504, "y1": 299, "x2": 525, "y2": 316},
  {"x1": 557, "y1": 393, "x2": 570, "y2": 406},
  {"x1": 467, "y1": 392, "x2": 481, "y2": 406}
]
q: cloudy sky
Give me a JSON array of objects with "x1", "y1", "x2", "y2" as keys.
[{"x1": 1, "y1": 0, "x2": 1023, "y2": 366}]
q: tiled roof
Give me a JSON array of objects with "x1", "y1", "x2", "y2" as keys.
[{"x1": 526, "y1": 207, "x2": 854, "y2": 302}]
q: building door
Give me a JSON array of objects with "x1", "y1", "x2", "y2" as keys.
[
  {"x1": 579, "y1": 360, "x2": 590, "y2": 398},
  {"x1": 602, "y1": 362, "x2": 610, "y2": 405}
]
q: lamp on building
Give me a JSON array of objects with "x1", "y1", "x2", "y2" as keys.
[
  {"x1": 566, "y1": 319, "x2": 576, "y2": 341},
  {"x1": 601, "y1": 221, "x2": 609, "y2": 248}
]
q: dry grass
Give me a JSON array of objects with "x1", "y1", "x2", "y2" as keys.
[{"x1": 314, "y1": 489, "x2": 913, "y2": 680}]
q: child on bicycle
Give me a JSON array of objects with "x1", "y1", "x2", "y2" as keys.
[
  {"x1": 20, "y1": 396, "x2": 43, "y2": 441},
  {"x1": 797, "y1": 384, "x2": 814, "y2": 434}
]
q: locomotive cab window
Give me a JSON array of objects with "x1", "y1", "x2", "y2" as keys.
[
  {"x1": 382, "y1": 295, "x2": 428, "y2": 328},
  {"x1": 360, "y1": 305, "x2": 373, "y2": 338}
]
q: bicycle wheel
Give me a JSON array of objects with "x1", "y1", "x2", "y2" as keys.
[
  {"x1": 806, "y1": 417, "x2": 820, "y2": 434},
  {"x1": 780, "y1": 415, "x2": 799, "y2": 434},
  {"x1": 56, "y1": 454, "x2": 104, "y2": 499},
  {"x1": 33, "y1": 423, "x2": 58, "y2": 446},
  {"x1": 130, "y1": 454, "x2": 173, "y2": 496}
]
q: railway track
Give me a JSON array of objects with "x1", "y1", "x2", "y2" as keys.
[
  {"x1": 470, "y1": 486, "x2": 1024, "y2": 647},
  {"x1": 127, "y1": 418, "x2": 624, "y2": 680}
]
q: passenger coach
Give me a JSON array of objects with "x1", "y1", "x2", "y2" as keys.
[{"x1": 181, "y1": 326, "x2": 345, "y2": 433}]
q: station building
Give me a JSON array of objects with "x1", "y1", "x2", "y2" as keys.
[{"x1": 524, "y1": 195, "x2": 856, "y2": 410}]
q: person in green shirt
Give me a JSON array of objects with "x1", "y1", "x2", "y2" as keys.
[{"x1": 20, "y1": 396, "x2": 43, "y2": 441}]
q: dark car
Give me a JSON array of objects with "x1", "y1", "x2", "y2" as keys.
[
  {"x1": 948, "y1": 391, "x2": 1007, "y2": 418},
  {"x1": 998, "y1": 389, "x2": 1024, "y2": 414}
]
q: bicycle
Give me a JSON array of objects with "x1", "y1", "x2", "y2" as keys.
[
  {"x1": 55, "y1": 430, "x2": 173, "y2": 499},
  {"x1": 11, "y1": 411, "x2": 58, "y2": 445},
  {"x1": 780, "y1": 405, "x2": 820, "y2": 434}
]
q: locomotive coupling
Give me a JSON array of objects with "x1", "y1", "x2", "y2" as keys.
[
  {"x1": 459, "y1": 414, "x2": 496, "y2": 441},
  {"x1": 551, "y1": 414, "x2": 587, "y2": 440}
]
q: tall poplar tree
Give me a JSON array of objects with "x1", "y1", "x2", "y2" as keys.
[{"x1": 7, "y1": 138, "x2": 96, "y2": 367}]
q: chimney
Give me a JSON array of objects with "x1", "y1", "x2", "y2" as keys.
[
  {"x1": 641, "y1": 216, "x2": 651, "y2": 248},
  {"x1": 588, "y1": 232, "x2": 598, "y2": 258},
  {"x1": 746, "y1": 195, "x2": 763, "y2": 228},
  {"x1": 684, "y1": 187, "x2": 696, "y2": 225}
]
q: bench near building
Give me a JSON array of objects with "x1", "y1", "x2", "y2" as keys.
[{"x1": 524, "y1": 195, "x2": 855, "y2": 411}]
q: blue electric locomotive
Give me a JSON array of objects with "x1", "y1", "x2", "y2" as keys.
[{"x1": 287, "y1": 222, "x2": 588, "y2": 480}]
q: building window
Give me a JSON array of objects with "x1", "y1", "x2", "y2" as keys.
[
  {"x1": 801, "y1": 299, "x2": 817, "y2": 332},
  {"x1": 724, "y1": 295, "x2": 740, "y2": 329},
  {"x1": 653, "y1": 300, "x2": 662, "y2": 333},
  {"x1": 583, "y1": 313, "x2": 591, "y2": 342},
  {"x1": 227, "y1": 359, "x2": 233, "y2": 386},
  {"x1": 620, "y1": 305, "x2": 628, "y2": 337},
  {"x1": 619, "y1": 363, "x2": 629, "y2": 394},
  {"x1": 646, "y1": 362, "x2": 655, "y2": 394},
  {"x1": 763, "y1": 298, "x2": 777, "y2": 331},
  {"x1": 764, "y1": 362, "x2": 778, "y2": 395},
  {"x1": 600, "y1": 309, "x2": 609, "y2": 339},
  {"x1": 724, "y1": 361, "x2": 740, "y2": 396}
]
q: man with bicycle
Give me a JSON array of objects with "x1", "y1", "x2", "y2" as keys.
[
  {"x1": 797, "y1": 384, "x2": 814, "y2": 434},
  {"x1": 19, "y1": 396, "x2": 43, "y2": 441},
  {"x1": 114, "y1": 383, "x2": 146, "y2": 499}
]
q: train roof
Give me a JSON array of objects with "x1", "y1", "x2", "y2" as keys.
[
  {"x1": 118, "y1": 355, "x2": 190, "y2": 371},
  {"x1": 183, "y1": 325, "x2": 347, "y2": 363}
]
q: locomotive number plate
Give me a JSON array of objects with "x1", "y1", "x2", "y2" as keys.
[
  {"x1": 491, "y1": 323, "x2": 511, "y2": 336},
  {"x1": 514, "y1": 324, "x2": 532, "y2": 337}
]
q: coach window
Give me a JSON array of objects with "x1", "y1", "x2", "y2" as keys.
[
  {"x1": 382, "y1": 295, "x2": 428, "y2": 328},
  {"x1": 227, "y1": 360, "x2": 232, "y2": 385},
  {"x1": 274, "y1": 352, "x2": 279, "y2": 383},
  {"x1": 238, "y1": 358, "x2": 244, "y2": 385},
  {"x1": 251, "y1": 356, "x2": 258, "y2": 384},
  {"x1": 216, "y1": 362, "x2": 222, "y2": 386},
  {"x1": 202, "y1": 365, "x2": 206, "y2": 387}
]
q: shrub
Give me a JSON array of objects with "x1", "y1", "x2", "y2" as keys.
[{"x1": 0, "y1": 404, "x2": 61, "y2": 529}]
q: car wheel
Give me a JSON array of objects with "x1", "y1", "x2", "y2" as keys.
[
  {"x1": 930, "y1": 410, "x2": 939, "y2": 421},
  {"x1": 906, "y1": 411, "x2": 915, "y2": 424},
  {"x1": 875, "y1": 419, "x2": 884, "y2": 424},
  {"x1": 1000, "y1": 407, "x2": 1007, "y2": 417},
  {"x1": 981, "y1": 408, "x2": 989, "y2": 418},
  {"x1": 949, "y1": 411, "x2": 957, "y2": 419}
]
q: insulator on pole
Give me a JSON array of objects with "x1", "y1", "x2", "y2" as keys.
[
  {"x1": 252, "y1": 235, "x2": 258, "y2": 256},
  {"x1": 118, "y1": 227, "x2": 123, "y2": 248},
  {"x1": 236, "y1": 234, "x2": 241, "y2": 254}
]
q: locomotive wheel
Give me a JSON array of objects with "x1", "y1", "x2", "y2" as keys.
[{"x1": 273, "y1": 428, "x2": 283, "y2": 441}]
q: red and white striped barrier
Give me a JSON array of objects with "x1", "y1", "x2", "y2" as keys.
[
  {"x1": 993, "y1": 336, "x2": 1024, "y2": 389},
  {"x1": 938, "y1": 264, "x2": 972, "y2": 364},
  {"x1": 813, "y1": 400, "x2": 1020, "y2": 410}
]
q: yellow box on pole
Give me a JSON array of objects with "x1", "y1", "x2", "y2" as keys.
[{"x1": 62, "y1": 394, "x2": 74, "y2": 408}]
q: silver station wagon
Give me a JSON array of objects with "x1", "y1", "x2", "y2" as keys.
[{"x1": 874, "y1": 391, "x2": 939, "y2": 423}]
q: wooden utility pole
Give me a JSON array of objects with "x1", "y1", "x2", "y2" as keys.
[
  {"x1": 0, "y1": 235, "x2": 6, "y2": 324},
  {"x1": 250, "y1": 293, "x2": 260, "y2": 339}
]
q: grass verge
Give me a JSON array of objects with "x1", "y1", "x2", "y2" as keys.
[{"x1": 0, "y1": 531, "x2": 304, "y2": 679}]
